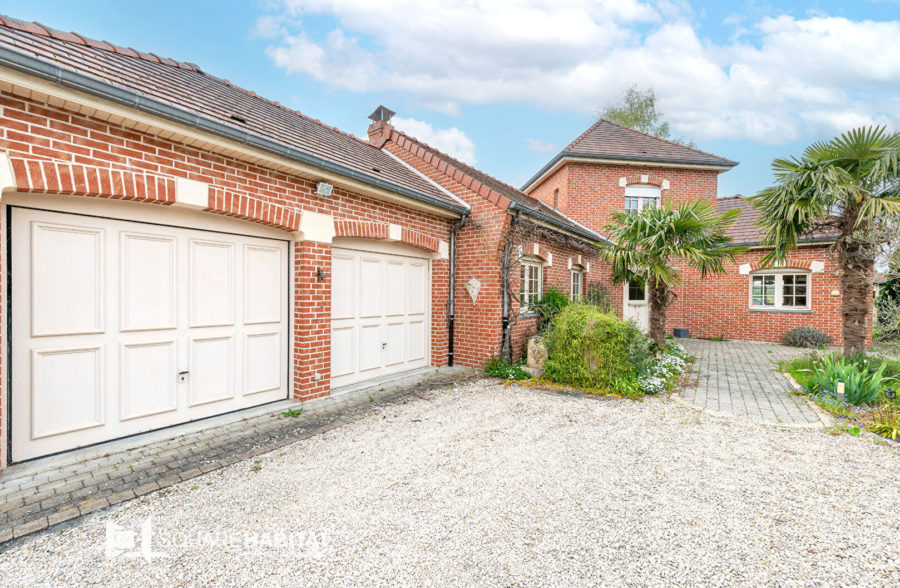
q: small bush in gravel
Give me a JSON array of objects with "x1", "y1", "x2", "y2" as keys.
[
  {"x1": 782, "y1": 326, "x2": 831, "y2": 349},
  {"x1": 543, "y1": 304, "x2": 653, "y2": 393},
  {"x1": 485, "y1": 357, "x2": 530, "y2": 380}
]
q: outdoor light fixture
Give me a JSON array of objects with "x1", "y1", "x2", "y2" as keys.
[
  {"x1": 316, "y1": 267, "x2": 326, "y2": 281},
  {"x1": 886, "y1": 388, "x2": 897, "y2": 401},
  {"x1": 316, "y1": 182, "x2": 334, "y2": 197}
]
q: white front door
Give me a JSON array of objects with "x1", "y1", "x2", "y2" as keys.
[
  {"x1": 330, "y1": 244, "x2": 430, "y2": 389},
  {"x1": 623, "y1": 279, "x2": 649, "y2": 333},
  {"x1": 10, "y1": 207, "x2": 289, "y2": 462}
]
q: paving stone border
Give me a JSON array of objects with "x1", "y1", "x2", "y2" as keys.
[{"x1": 0, "y1": 369, "x2": 482, "y2": 544}]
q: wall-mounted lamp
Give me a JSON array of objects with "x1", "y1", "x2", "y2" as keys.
[
  {"x1": 316, "y1": 267, "x2": 326, "y2": 281},
  {"x1": 316, "y1": 182, "x2": 334, "y2": 197}
]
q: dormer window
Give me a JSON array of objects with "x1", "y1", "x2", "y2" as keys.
[{"x1": 625, "y1": 184, "x2": 660, "y2": 215}]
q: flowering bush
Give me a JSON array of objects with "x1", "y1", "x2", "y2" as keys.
[{"x1": 638, "y1": 352, "x2": 687, "y2": 394}]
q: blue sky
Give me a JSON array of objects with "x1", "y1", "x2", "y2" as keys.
[{"x1": 5, "y1": 1, "x2": 899, "y2": 197}]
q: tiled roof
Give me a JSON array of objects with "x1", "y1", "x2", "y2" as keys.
[
  {"x1": 383, "y1": 124, "x2": 605, "y2": 243},
  {"x1": 717, "y1": 195, "x2": 763, "y2": 244},
  {"x1": 565, "y1": 120, "x2": 737, "y2": 167},
  {"x1": 716, "y1": 195, "x2": 836, "y2": 246},
  {"x1": 0, "y1": 16, "x2": 465, "y2": 213},
  {"x1": 523, "y1": 119, "x2": 737, "y2": 192}
]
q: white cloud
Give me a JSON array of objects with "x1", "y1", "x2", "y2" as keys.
[
  {"x1": 392, "y1": 116, "x2": 477, "y2": 164},
  {"x1": 259, "y1": 2, "x2": 900, "y2": 143},
  {"x1": 526, "y1": 138, "x2": 558, "y2": 153}
]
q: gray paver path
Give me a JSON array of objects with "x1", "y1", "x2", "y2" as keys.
[{"x1": 678, "y1": 338, "x2": 827, "y2": 426}]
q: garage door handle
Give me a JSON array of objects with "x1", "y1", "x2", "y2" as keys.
[
  {"x1": 381, "y1": 343, "x2": 387, "y2": 349},
  {"x1": 178, "y1": 370, "x2": 190, "y2": 375}
]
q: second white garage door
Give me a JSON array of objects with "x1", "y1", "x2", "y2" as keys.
[{"x1": 331, "y1": 243, "x2": 430, "y2": 389}]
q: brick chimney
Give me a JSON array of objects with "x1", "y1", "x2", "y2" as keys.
[{"x1": 367, "y1": 105, "x2": 395, "y2": 148}]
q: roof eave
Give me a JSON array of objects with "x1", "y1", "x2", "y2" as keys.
[
  {"x1": 521, "y1": 151, "x2": 738, "y2": 193},
  {"x1": 0, "y1": 45, "x2": 468, "y2": 217},
  {"x1": 508, "y1": 201, "x2": 609, "y2": 246}
]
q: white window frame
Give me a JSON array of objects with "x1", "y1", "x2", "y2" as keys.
[
  {"x1": 520, "y1": 257, "x2": 543, "y2": 313},
  {"x1": 749, "y1": 270, "x2": 811, "y2": 310},
  {"x1": 570, "y1": 265, "x2": 584, "y2": 301},
  {"x1": 625, "y1": 184, "x2": 660, "y2": 216}
]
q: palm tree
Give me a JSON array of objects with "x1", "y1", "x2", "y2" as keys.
[
  {"x1": 602, "y1": 201, "x2": 743, "y2": 348},
  {"x1": 753, "y1": 126, "x2": 900, "y2": 355}
]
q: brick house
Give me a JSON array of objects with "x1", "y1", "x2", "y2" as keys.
[
  {"x1": 0, "y1": 17, "x2": 603, "y2": 467},
  {"x1": 522, "y1": 120, "x2": 854, "y2": 345}
]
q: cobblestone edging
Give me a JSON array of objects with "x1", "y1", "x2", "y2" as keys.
[{"x1": 0, "y1": 369, "x2": 481, "y2": 544}]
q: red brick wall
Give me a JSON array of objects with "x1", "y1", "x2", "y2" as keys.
[
  {"x1": 665, "y1": 247, "x2": 863, "y2": 345},
  {"x1": 382, "y1": 140, "x2": 609, "y2": 366},
  {"x1": 530, "y1": 161, "x2": 720, "y2": 237},
  {"x1": 0, "y1": 91, "x2": 454, "y2": 416}
]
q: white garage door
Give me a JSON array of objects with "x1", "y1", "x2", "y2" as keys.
[
  {"x1": 10, "y1": 207, "x2": 289, "y2": 462},
  {"x1": 331, "y1": 244, "x2": 430, "y2": 389}
]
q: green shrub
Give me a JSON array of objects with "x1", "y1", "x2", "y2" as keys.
[
  {"x1": 583, "y1": 281, "x2": 613, "y2": 313},
  {"x1": 812, "y1": 354, "x2": 886, "y2": 405},
  {"x1": 543, "y1": 304, "x2": 653, "y2": 393},
  {"x1": 531, "y1": 287, "x2": 569, "y2": 331},
  {"x1": 868, "y1": 404, "x2": 900, "y2": 440},
  {"x1": 485, "y1": 357, "x2": 530, "y2": 380},
  {"x1": 782, "y1": 326, "x2": 831, "y2": 348}
]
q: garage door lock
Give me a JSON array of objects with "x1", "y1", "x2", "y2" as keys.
[{"x1": 178, "y1": 370, "x2": 190, "y2": 383}]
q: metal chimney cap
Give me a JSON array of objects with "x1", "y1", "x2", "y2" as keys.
[{"x1": 368, "y1": 105, "x2": 396, "y2": 123}]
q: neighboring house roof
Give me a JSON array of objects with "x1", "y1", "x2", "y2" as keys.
[
  {"x1": 717, "y1": 195, "x2": 836, "y2": 247},
  {"x1": 522, "y1": 119, "x2": 737, "y2": 192},
  {"x1": 0, "y1": 16, "x2": 467, "y2": 215},
  {"x1": 379, "y1": 122, "x2": 607, "y2": 244}
]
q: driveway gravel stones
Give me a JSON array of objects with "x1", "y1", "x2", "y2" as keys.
[{"x1": 0, "y1": 381, "x2": 898, "y2": 586}]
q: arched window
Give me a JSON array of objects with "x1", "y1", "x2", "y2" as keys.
[{"x1": 624, "y1": 184, "x2": 660, "y2": 215}]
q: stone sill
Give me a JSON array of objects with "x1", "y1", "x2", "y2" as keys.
[{"x1": 748, "y1": 308, "x2": 813, "y2": 315}]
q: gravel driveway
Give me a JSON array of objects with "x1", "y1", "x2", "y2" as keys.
[{"x1": 1, "y1": 380, "x2": 898, "y2": 586}]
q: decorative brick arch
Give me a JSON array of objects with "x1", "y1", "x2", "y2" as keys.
[
  {"x1": 619, "y1": 174, "x2": 670, "y2": 190},
  {"x1": 333, "y1": 219, "x2": 441, "y2": 253},
  {"x1": 748, "y1": 262, "x2": 813, "y2": 272},
  {"x1": 1, "y1": 155, "x2": 301, "y2": 232}
]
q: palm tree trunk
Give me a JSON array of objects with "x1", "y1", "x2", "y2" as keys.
[
  {"x1": 839, "y1": 243, "x2": 874, "y2": 356},
  {"x1": 648, "y1": 282, "x2": 670, "y2": 349}
]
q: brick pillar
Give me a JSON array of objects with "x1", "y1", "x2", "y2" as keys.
[
  {"x1": 293, "y1": 240, "x2": 331, "y2": 400},
  {"x1": 431, "y1": 258, "x2": 450, "y2": 367}
]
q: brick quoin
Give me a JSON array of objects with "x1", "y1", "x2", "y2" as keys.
[{"x1": 0, "y1": 90, "x2": 456, "y2": 453}]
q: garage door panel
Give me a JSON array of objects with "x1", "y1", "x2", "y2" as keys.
[
  {"x1": 120, "y1": 232, "x2": 176, "y2": 331},
  {"x1": 31, "y1": 222, "x2": 104, "y2": 337},
  {"x1": 244, "y1": 332, "x2": 281, "y2": 396},
  {"x1": 331, "y1": 256, "x2": 355, "y2": 320},
  {"x1": 385, "y1": 321, "x2": 405, "y2": 366},
  {"x1": 331, "y1": 325, "x2": 355, "y2": 377},
  {"x1": 359, "y1": 323, "x2": 383, "y2": 372},
  {"x1": 190, "y1": 239, "x2": 234, "y2": 328},
  {"x1": 31, "y1": 346, "x2": 105, "y2": 439},
  {"x1": 120, "y1": 340, "x2": 177, "y2": 421},
  {"x1": 359, "y1": 258, "x2": 383, "y2": 318},
  {"x1": 408, "y1": 320, "x2": 426, "y2": 362},
  {"x1": 244, "y1": 245, "x2": 281, "y2": 325},
  {"x1": 385, "y1": 262, "x2": 405, "y2": 317},
  {"x1": 188, "y1": 336, "x2": 234, "y2": 407},
  {"x1": 408, "y1": 262, "x2": 426, "y2": 316}
]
